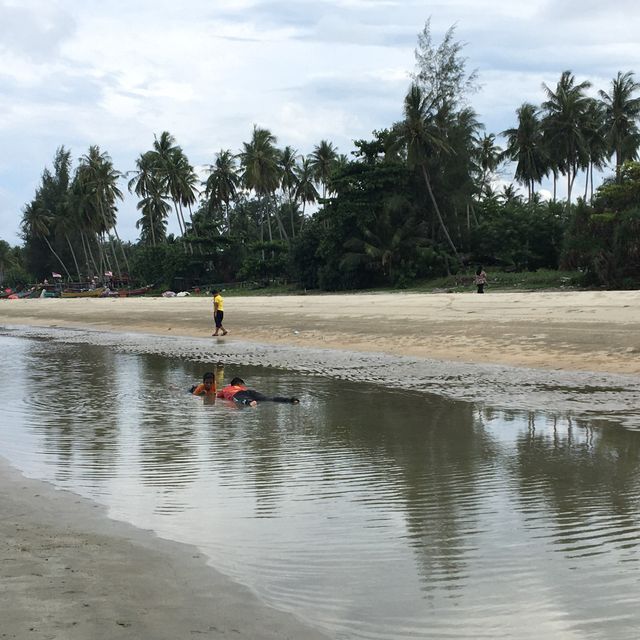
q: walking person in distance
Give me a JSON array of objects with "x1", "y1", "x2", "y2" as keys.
[
  {"x1": 212, "y1": 289, "x2": 228, "y2": 336},
  {"x1": 475, "y1": 266, "x2": 487, "y2": 294}
]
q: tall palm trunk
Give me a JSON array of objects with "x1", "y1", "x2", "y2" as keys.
[
  {"x1": 82, "y1": 231, "x2": 100, "y2": 279},
  {"x1": 420, "y1": 164, "x2": 460, "y2": 260},
  {"x1": 263, "y1": 196, "x2": 273, "y2": 242},
  {"x1": 288, "y1": 188, "x2": 296, "y2": 239},
  {"x1": 43, "y1": 236, "x2": 72, "y2": 280},
  {"x1": 583, "y1": 164, "x2": 590, "y2": 200},
  {"x1": 64, "y1": 233, "x2": 82, "y2": 282},
  {"x1": 96, "y1": 201, "x2": 122, "y2": 279},
  {"x1": 271, "y1": 194, "x2": 289, "y2": 244}
]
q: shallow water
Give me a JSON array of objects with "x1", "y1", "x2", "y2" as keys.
[{"x1": 1, "y1": 333, "x2": 640, "y2": 639}]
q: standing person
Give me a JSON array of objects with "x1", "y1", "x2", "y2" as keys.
[
  {"x1": 212, "y1": 289, "x2": 228, "y2": 336},
  {"x1": 475, "y1": 266, "x2": 487, "y2": 294},
  {"x1": 217, "y1": 377, "x2": 299, "y2": 406}
]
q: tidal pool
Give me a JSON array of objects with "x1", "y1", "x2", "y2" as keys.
[{"x1": 1, "y1": 334, "x2": 639, "y2": 639}]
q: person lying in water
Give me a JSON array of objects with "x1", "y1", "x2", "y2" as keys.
[
  {"x1": 189, "y1": 371, "x2": 217, "y2": 397},
  {"x1": 217, "y1": 377, "x2": 300, "y2": 406}
]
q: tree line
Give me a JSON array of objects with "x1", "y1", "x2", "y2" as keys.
[{"x1": 3, "y1": 20, "x2": 640, "y2": 291}]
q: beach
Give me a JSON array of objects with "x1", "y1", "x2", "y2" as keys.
[
  {"x1": 2, "y1": 290, "x2": 640, "y2": 638},
  {"x1": 1, "y1": 290, "x2": 640, "y2": 373}
]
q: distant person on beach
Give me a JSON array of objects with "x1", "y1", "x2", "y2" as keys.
[
  {"x1": 190, "y1": 371, "x2": 217, "y2": 397},
  {"x1": 212, "y1": 290, "x2": 228, "y2": 336},
  {"x1": 475, "y1": 266, "x2": 487, "y2": 294},
  {"x1": 217, "y1": 377, "x2": 299, "y2": 407}
]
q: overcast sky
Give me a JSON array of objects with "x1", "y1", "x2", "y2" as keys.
[{"x1": 1, "y1": 0, "x2": 639, "y2": 245}]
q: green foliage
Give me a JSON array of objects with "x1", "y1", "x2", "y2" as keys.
[
  {"x1": 129, "y1": 243, "x2": 192, "y2": 289},
  {"x1": 237, "y1": 241, "x2": 290, "y2": 283},
  {"x1": 562, "y1": 207, "x2": 640, "y2": 287},
  {"x1": 290, "y1": 222, "x2": 323, "y2": 289},
  {"x1": 471, "y1": 199, "x2": 565, "y2": 270},
  {"x1": 561, "y1": 164, "x2": 640, "y2": 286},
  {"x1": 594, "y1": 162, "x2": 640, "y2": 211}
]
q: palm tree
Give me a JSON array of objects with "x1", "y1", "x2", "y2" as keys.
[
  {"x1": 499, "y1": 184, "x2": 522, "y2": 205},
  {"x1": 473, "y1": 133, "x2": 502, "y2": 197},
  {"x1": 598, "y1": 71, "x2": 640, "y2": 182},
  {"x1": 21, "y1": 201, "x2": 72, "y2": 279},
  {"x1": 173, "y1": 150, "x2": 200, "y2": 236},
  {"x1": 136, "y1": 192, "x2": 170, "y2": 245},
  {"x1": 204, "y1": 149, "x2": 240, "y2": 235},
  {"x1": 392, "y1": 83, "x2": 459, "y2": 259},
  {"x1": 541, "y1": 71, "x2": 592, "y2": 209},
  {"x1": 151, "y1": 131, "x2": 197, "y2": 239},
  {"x1": 581, "y1": 99, "x2": 608, "y2": 201},
  {"x1": 280, "y1": 145, "x2": 299, "y2": 238},
  {"x1": 309, "y1": 140, "x2": 338, "y2": 201},
  {"x1": 342, "y1": 196, "x2": 426, "y2": 282},
  {"x1": 239, "y1": 125, "x2": 283, "y2": 243},
  {"x1": 295, "y1": 157, "x2": 319, "y2": 230},
  {"x1": 76, "y1": 146, "x2": 129, "y2": 277},
  {"x1": 502, "y1": 103, "x2": 548, "y2": 201},
  {"x1": 128, "y1": 151, "x2": 170, "y2": 246}
]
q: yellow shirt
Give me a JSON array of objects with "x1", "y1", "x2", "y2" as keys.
[{"x1": 213, "y1": 294, "x2": 224, "y2": 312}]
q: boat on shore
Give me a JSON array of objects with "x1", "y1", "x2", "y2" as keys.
[
  {"x1": 61, "y1": 287, "x2": 106, "y2": 298},
  {"x1": 106, "y1": 284, "x2": 154, "y2": 297}
]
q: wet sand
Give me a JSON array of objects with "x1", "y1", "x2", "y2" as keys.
[
  {"x1": 0, "y1": 458, "x2": 329, "y2": 640},
  {"x1": 2, "y1": 290, "x2": 640, "y2": 638}
]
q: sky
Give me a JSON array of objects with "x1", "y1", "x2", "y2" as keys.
[{"x1": 1, "y1": 0, "x2": 639, "y2": 245}]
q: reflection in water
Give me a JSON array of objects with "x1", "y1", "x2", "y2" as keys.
[{"x1": 1, "y1": 335, "x2": 640, "y2": 639}]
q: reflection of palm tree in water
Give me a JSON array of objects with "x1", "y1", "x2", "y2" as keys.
[
  {"x1": 512, "y1": 414, "x2": 640, "y2": 548},
  {"x1": 313, "y1": 388, "x2": 495, "y2": 589},
  {"x1": 27, "y1": 342, "x2": 121, "y2": 484}
]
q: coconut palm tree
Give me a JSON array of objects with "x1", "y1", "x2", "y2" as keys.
[
  {"x1": 581, "y1": 99, "x2": 608, "y2": 201},
  {"x1": 151, "y1": 131, "x2": 195, "y2": 238},
  {"x1": 76, "y1": 146, "x2": 129, "y2": 277},
  {"x1": 280, "y1": 145, "x2": 300, "y2": 238},
  {"x1": 309, "y1": 140, "x2": 338, "y2": 201},
  {"x1": 502, "y1": 103, "x2": 548, "y2": 201},
  {"x1": 295, "y1": 157, "x2": 319, "y2": 230},
  {"x1": 204, "y1": 149, "x2": 240, "y2": 235},
  {"x1": 128, "y1": 151, "x2": 171, "y2": 246},
  {"x1": 173, "y1": 150, "x2": 200, "y2": 237},
  {"x1": 136, "y1": 193, "x2": 170, "y2": 245},
  {"x1": 541, "y1": 71, "x2": 592, "y2": 209},
  {"x1": 598, "y1": 71, "x2": 640, "y2": 182},
  {"x1": 239, "y1": 126, "x2": 283, "y2": 243},
  {"x1": 392, "y1": 83, "x2": 459, "y2": 259},
  {"x1": 473, "y1": 133, "x2": 503, "y2": 197}
]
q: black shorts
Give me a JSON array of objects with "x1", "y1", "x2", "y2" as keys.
[{"x1": 214, "y1": 310, "x2": 224, "y2": 327}]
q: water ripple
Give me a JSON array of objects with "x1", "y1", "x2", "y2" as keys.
[{"x1": 1, "y1": 334, "x2": 640, "y2": 639}]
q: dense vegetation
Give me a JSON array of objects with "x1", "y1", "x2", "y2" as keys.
[{"x1": 3, "y1": 21, "x2": 640, "y2": 292}]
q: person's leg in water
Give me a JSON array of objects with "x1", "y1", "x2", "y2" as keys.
[
  {"x1": 233, "y1": 390, "x2": 299, "y2": 406},
  {"x1": 233, "y1": 390, "x2": 264, "y2": 406}
]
